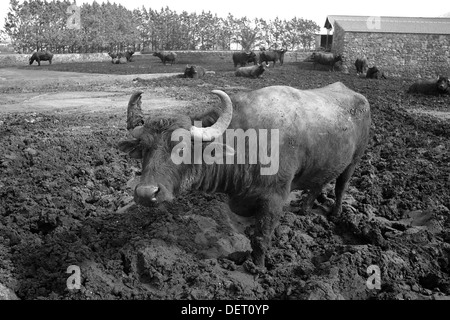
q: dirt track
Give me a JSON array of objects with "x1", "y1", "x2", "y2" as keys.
[
  {"x1": 0, "y1": 68, "x2": 182, "y2": 114},
  {"x1": 1, "y1": 63, "x2": 450, "y2": 301}
]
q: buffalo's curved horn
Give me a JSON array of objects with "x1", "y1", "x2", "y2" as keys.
[
  {"x1": 190, "y1": 90, "x2": 233, "y2": 141},
  {"x1": 127, "y1": 91, "x2": 145, "y2": 138}
]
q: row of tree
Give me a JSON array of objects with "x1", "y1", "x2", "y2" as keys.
[{"x1": 2, "y1": 0, "x2": 320, "y2": 54}]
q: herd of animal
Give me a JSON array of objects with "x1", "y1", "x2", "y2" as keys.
[
  {"x1": 27, "y1": 49, "x2": 449, "y2": 95},
  {"x1": 107, "y1": 47, "x2": 135, "y2": 64},
  {"x1": 353, "y1": 56, "x2": 449, "y2": 95},
  {"x1": 354, "y1": 56, "x2": 387, "y2": 79}
]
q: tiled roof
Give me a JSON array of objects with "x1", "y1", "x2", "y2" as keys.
[{"x1": 325, "y1": 15, "x2": 450, "y2": 34}]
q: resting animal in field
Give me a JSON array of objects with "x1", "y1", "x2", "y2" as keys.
[
  {"x1": 366, "y1": 66, "x2": 387, "y2": 79},
  {"x1": 355, "y1": 57, "x2": 368, "y2": 75},
  {"x1": 235, "y1": 63, "x2": 267, "y2": 78},
  {"x1": 183, "y1": 65, "x2": 206, "y2": 79},
  {"x1": 112, "y1": 57, "x2": 128, "y2": 64},
  {"x1": 407, "y1": 76, "x2": 449, "y2": 95}
]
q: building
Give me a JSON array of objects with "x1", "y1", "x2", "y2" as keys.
[
  {"x1": 324, "y1": 15, "x2": 450, "y2": 77},
  {"x1": 314, "y1": 34, "x2": 333, "y2": 51}
]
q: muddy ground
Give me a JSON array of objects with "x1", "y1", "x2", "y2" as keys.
[{"x1": 1, "y1": 53, "x2": 450, "y2": 301}]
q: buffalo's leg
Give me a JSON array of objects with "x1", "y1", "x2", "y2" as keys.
[
  {"x1": 332, "y1": 163, "x2": 357, "y2": 216},
  {"x1": 300, "y1": 187, "x2": 324, "y2": 214},
  {"x1": 251, "y1": 194, "x2": 284, "y2": 267}
]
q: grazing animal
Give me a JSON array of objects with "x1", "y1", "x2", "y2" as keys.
[
  {"x1": 235, "y1": 63, "x2": 267, "y2": 78},
  {"x1": 259, "y1": 49, "x2": 287, "y2": 67},
  {"x1": 29, "y1": 50, "x2": 53, "y2": 66},
  {"x1": 232, "y1": 51, "x2": 258, "y2": 67},
  {"x1": 355, "y1": 57, "x2": 368, "y2": 75},
  {"x1": 366, "y1": 66, "x2": 387, "y2": 79},
  {"x1": 312, "y1": 52, "x2": 342, "y2": 71},
  {"x1": 117, "y1": 82, "x2": 371, "y2": 267},
  {"x1": 109, "y1": 49, "x2": 134, "y2": 62},
  {"x1": 183, "y1": 65, "x2": 206, "y2": 79},
  {"x1": 153, "y1": 51, "x2": 177, "y2": 65},
  {"x1": 407, "y1": 76, "x2": 450, "y2": 95}
]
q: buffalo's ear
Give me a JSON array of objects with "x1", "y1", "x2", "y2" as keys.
[{"x1": 117, "y1": 139, "x2": 143, "y2": 159}]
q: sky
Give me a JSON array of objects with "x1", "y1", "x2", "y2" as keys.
[{"x1": 1, "y1": 0, "x2": 450, "y2": 35}]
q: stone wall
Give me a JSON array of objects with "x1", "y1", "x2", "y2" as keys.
[
  {"x1": 332, "y1": 25, "x2": 450, "y2": 78},
  {"x1": 0, "y1": 52, "x2": 110, "y2": 66}
]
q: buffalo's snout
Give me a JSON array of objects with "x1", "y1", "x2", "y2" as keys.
[
  {"x1": 134, "y1": 184, "x2": 160, "y2": 206},
  {"x1": 437, "y1": 78, "x2": 449, "y2": 91},
  {"x1": 134, "y1": 183, "x2": 174, "y2": 207}
]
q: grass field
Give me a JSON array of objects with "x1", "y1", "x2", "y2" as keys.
[
  {"x1": 15, "y1": 51, "x2": 320, "y2": 75},
  {"x1": 16, "y1": 52, "x2": 238, "y2": 74}
]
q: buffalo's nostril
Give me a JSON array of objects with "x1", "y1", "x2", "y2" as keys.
[{"x1": 135, "y1": 185, "x2": 160, "y2": 202}]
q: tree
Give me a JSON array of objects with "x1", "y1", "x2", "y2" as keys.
[
  {"x1": 234, "y1": 17, "x2": 261, "y2": 51},
  {"x1": 196, "y1": 11, "x2": 217, "y2": 50},
  {"x1": 3, "y1": 0, "x2": 321, "y2": 53},
  {"x1": 269, "y1": 17, "x2": 287, "y2": 49},
  {"x1": 215, "y1": 14, "x2": 234, "y2": 50}
]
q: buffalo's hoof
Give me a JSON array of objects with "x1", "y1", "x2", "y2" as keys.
[
  {"x1": 329, "y1": 208, "x2": 342, "y2": 223},
  {"x1": 244, "y1": 259, "x2": 266, "y2": 274}
]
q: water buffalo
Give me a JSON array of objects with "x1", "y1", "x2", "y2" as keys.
[
  {"x1": 117, "y1": 82, "x2": 371, "y2": 267},
  {"x1": 108, "y1": 51, "x2": 122, "y2": 59},
  {"x1": 184, "y1": 65, "x2": 206, "y2": 79},
  {"x1": 29, "y1": 50, "x2": 53, "y2": 66},
  {"x1": 124, "y1": 49, "x2": 134, "y2": 62},
  {"x1": 259, "y1": 49, "x2": 287, "y2": 67},
  {"x1": 366, "y1": 66, "x2": 387, "y2": 79},
  {"x1": 232, "y1": 51, "x2": 257, "y2": 68},
  {"x1": 312, "y1": 52, "x2": 342, "y2": 71},
  {"x1": 112, "y1": 57, "x2": 128, "y2": 64},
  {"x1": 109, "y1": 49, "x2": 134, "y2": 62},
  {"x1": 355, "y1": 57, "x2": 368, "y2": 75},
  {"x1": 235, "y1": 63, "x2": 267, "y2": 78},
  {"x1": 407, "y1": 76, "x2": 450, "y2": 95},
  {"x1": 153, "y1": 51, "x2": 177, "y2": 65}
]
